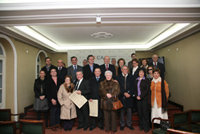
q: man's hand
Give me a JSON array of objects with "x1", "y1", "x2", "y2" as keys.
[
  {"x1": 51, "y1": 99, "x2": 57, "y2": 105},
  {"x1": 76, "y1": 90, "x2": 81, "y2": 95},
  {"x1": 113, "y1": 80, "x2": 118, "y2": 83},
  {"x1": 106, "y1": 93, "x2": 112, "y2": 98},
  {"x1": 40, "y1": 95, "x2": 45, "y2": 100},
  {"x1": 124, "y1": 92, "x2": 131, "y2": 98},
  {"x1": 137, "y1": 96, "x2": 141, "y2": 100}
]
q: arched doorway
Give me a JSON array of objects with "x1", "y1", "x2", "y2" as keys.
[
  {"x1": 36, "y1": 50, "x2": 47, "y2": 78},
  {"x1": 0, "y1": 34, "x2": 18, "y2": 120}
]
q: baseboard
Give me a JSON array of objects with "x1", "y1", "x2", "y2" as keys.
[{"x1": 168, "y1": 100, "x2": 184, "y2": 111}]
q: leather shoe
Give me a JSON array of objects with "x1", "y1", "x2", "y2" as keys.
[
  {"x1": 89, "y1": 126, "x2": 95, "y2": 131},
  {"x1": 127, "y1": 126, "x2": 134, "y2": 130},
  {"x1": 76, "y1": 126, "x2": 83, "y2": 130},
  {"x1": 120, "y1": 126, "x2": 124, "y2": 130},
  {"x1": 98, "y1": 126, "x2": 104, "y2": 130},
  {"x1": 84, "y1": 127, "x2": 88, "y2": 131}
]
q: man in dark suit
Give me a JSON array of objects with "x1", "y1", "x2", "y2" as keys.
[
  {"x1": 149, "y1": 54, "x2": 165, "y2": 78},
  {"x1": 67, "y1": 56, "x2": 82, "y2": 83},
  {"x1": 117, "y1": 65, "x2": 134, "y2": 130},
  {"x1": 128, "y1": 53, "x2": 137, "y2": 71},
  {"x1": 83, "y1": 55, "x2": 99, "y2": 80},
  {"x1": 56, "y1": 59, "x2": 67, "y2": 84},
  {"x1": 100, "y1": 56, "x2": 116, "y2": 79},
  {"x1": 89, "y1": 68, "x2": 104, "y2": 131},
  {"x1": 41, "y1": 57, "x2": 56, "y2": 78},
  {"x1": 130, "y1": 59, "x2": 140, "y2": 113},
  {"x1": 75, "y1": 71, "x2": 90, "y2": 130}
]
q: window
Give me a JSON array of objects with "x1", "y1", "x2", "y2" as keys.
[
  {"x1": 0, "y1": 43, "x2": 5, "y2": 108},
  {"x1": 36, "y1": 56, "x2": 41, "y2": 78}
]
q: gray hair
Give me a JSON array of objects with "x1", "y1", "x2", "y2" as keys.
[
  {"x1": 105, "y1": 70, "x2": 113, "y2": 76},
  {"x1": 76, "y1": 71, "x2": 83, "y2": 74},
  {"x1": 121, "y1": 65, "x2": 128, "y2": 70}
]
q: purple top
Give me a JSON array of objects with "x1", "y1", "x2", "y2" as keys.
[{"x1": 136, "y1": 76, "x2": 145, "y2": 96}]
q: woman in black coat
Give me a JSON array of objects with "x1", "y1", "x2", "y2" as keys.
[
  {"x1": 134, "y1": 68, "x2": 150, "y2": 133},
  {"x1": 34, "y1": 70, "x2": 49, "y2": 127}
]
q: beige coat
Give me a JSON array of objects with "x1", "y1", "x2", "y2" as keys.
[{"x1": 57, "y1": 84, "x2": 77, "y2": 120}]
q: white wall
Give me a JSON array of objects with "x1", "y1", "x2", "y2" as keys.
[{"x1": 67, "y1": 49, "x2": 135, "y2": 66}]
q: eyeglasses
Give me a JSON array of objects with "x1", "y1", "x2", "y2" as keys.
[{"x1": 148, "y1": 69, "x2": 153, "y2": 71}]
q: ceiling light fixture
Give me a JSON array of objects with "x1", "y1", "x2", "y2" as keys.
[
  {"x1": 91, "y1": 32, "x2": 113, "y2": 39},
  {"x1": 96, "y1": 15, "x2": 101, "y2": 24}
]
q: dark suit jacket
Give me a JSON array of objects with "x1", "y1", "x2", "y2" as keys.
[
  {"x1": 76, "y1": 79, "x2": 90, "y2": 99},
  {"x1": 41, "y1": 65, "x2": 56, "y2": 78},
  {"x1": 67, "y1": 65, "x2": 82, "y2": 83},
  {"x1": 34, "y1": 78, "x2": 47, "y2": 98},
  {"x1": 56, "y1": 67, "x2": 67, "y2": 84},
  {"x1": 83, "y1": 63, "x2": 100, "y2": 80},
  {"x1": 128, "y1": 60, "x2": 132, "y2": 71},
  {"x1": 117, "y1": 74, "x2": 134, "y2": 108},
  {"x1": 134, "y1": 78, "x2": 150, "y2": 101},
  {"x1": 130, "y1": 67, "x2": 140, "y2": 82},
  {"x1": 46, "y1": 77, "x2": 62, "y2": 106},
  {"x1": 100, "y1": 64, "x2": 116, "y2": 79},
  {"x1": 117, "y1": 66, "x2": 122, "y2": 76},
  {"x1": 89, "y1": 76, "x2": 104, "y2": 100},
  {"x1": 149, "y1": 62, "x2": 165, "y2": 78}
]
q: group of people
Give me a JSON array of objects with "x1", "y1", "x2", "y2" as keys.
[{"x1": 33, "y1": 53, "x2": 169, "y2": 133}]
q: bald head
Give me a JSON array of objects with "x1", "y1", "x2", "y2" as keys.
[
  {"x1": 104, "y1": 56, "x2": 110, "y2": 65},
  {"x1": 57, "y1": 59, "x2": 63, "y2": 67}
]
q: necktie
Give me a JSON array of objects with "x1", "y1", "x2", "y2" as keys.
[
  {"x1": 90, "y1": 65, "x2": 93, "y2": 72},
  {"x1": 96, "y1": 77, "x2": 99, "y2": 82},
  {"x1": 73, "y1": 65, "x2": 77, "y2": 73},
  {"x1": 106, "y1": 64, "x2": 109, "y2": 70},
  {"x1": 124, "y1": 75, "x2": 127, "y2": 90},
  {"x1": 154, "y1": 62, "x2": 157, "y2": 68},
  {"x1": 75, "y1": 81, "x2": 79, "y2": 90}
]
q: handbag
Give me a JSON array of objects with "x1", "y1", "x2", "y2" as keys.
[
  {"x1": 160, "y1": 120, "x2": 170, "y2": 131},
  {"x1": 112, "y1": 99, "x2": 123, "y2": 110},
  {"x1": 33, "y1": 98, "x2": 49, "y2": 111}
]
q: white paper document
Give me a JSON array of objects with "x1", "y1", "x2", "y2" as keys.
[
  {"x1": 69, "y1": 92, "x2": 87, "y2": 109},
  {"x1": 89, "y1": 99, "x2": 98, "y2": 117}
]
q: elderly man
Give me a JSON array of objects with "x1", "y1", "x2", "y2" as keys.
[
  {"x1": 117, "y1": 65, "x2": 134, "y2": 130},
  {"x1": 56, "y1": 59, "x2": 67, "y2": 84},
  {"x1": 100, "y1": 56, "x2": 116, "y2": 79},
  {"x1": 149, "y1": 54, "x2": 165, "y2": 78},
  {"x1": 75, "y1": 71, "x2": 90, "y2": 130}
]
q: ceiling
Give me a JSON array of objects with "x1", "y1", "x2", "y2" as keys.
[{"x1": 0, "y1": 0, "x2": 200, "y2": 52}]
